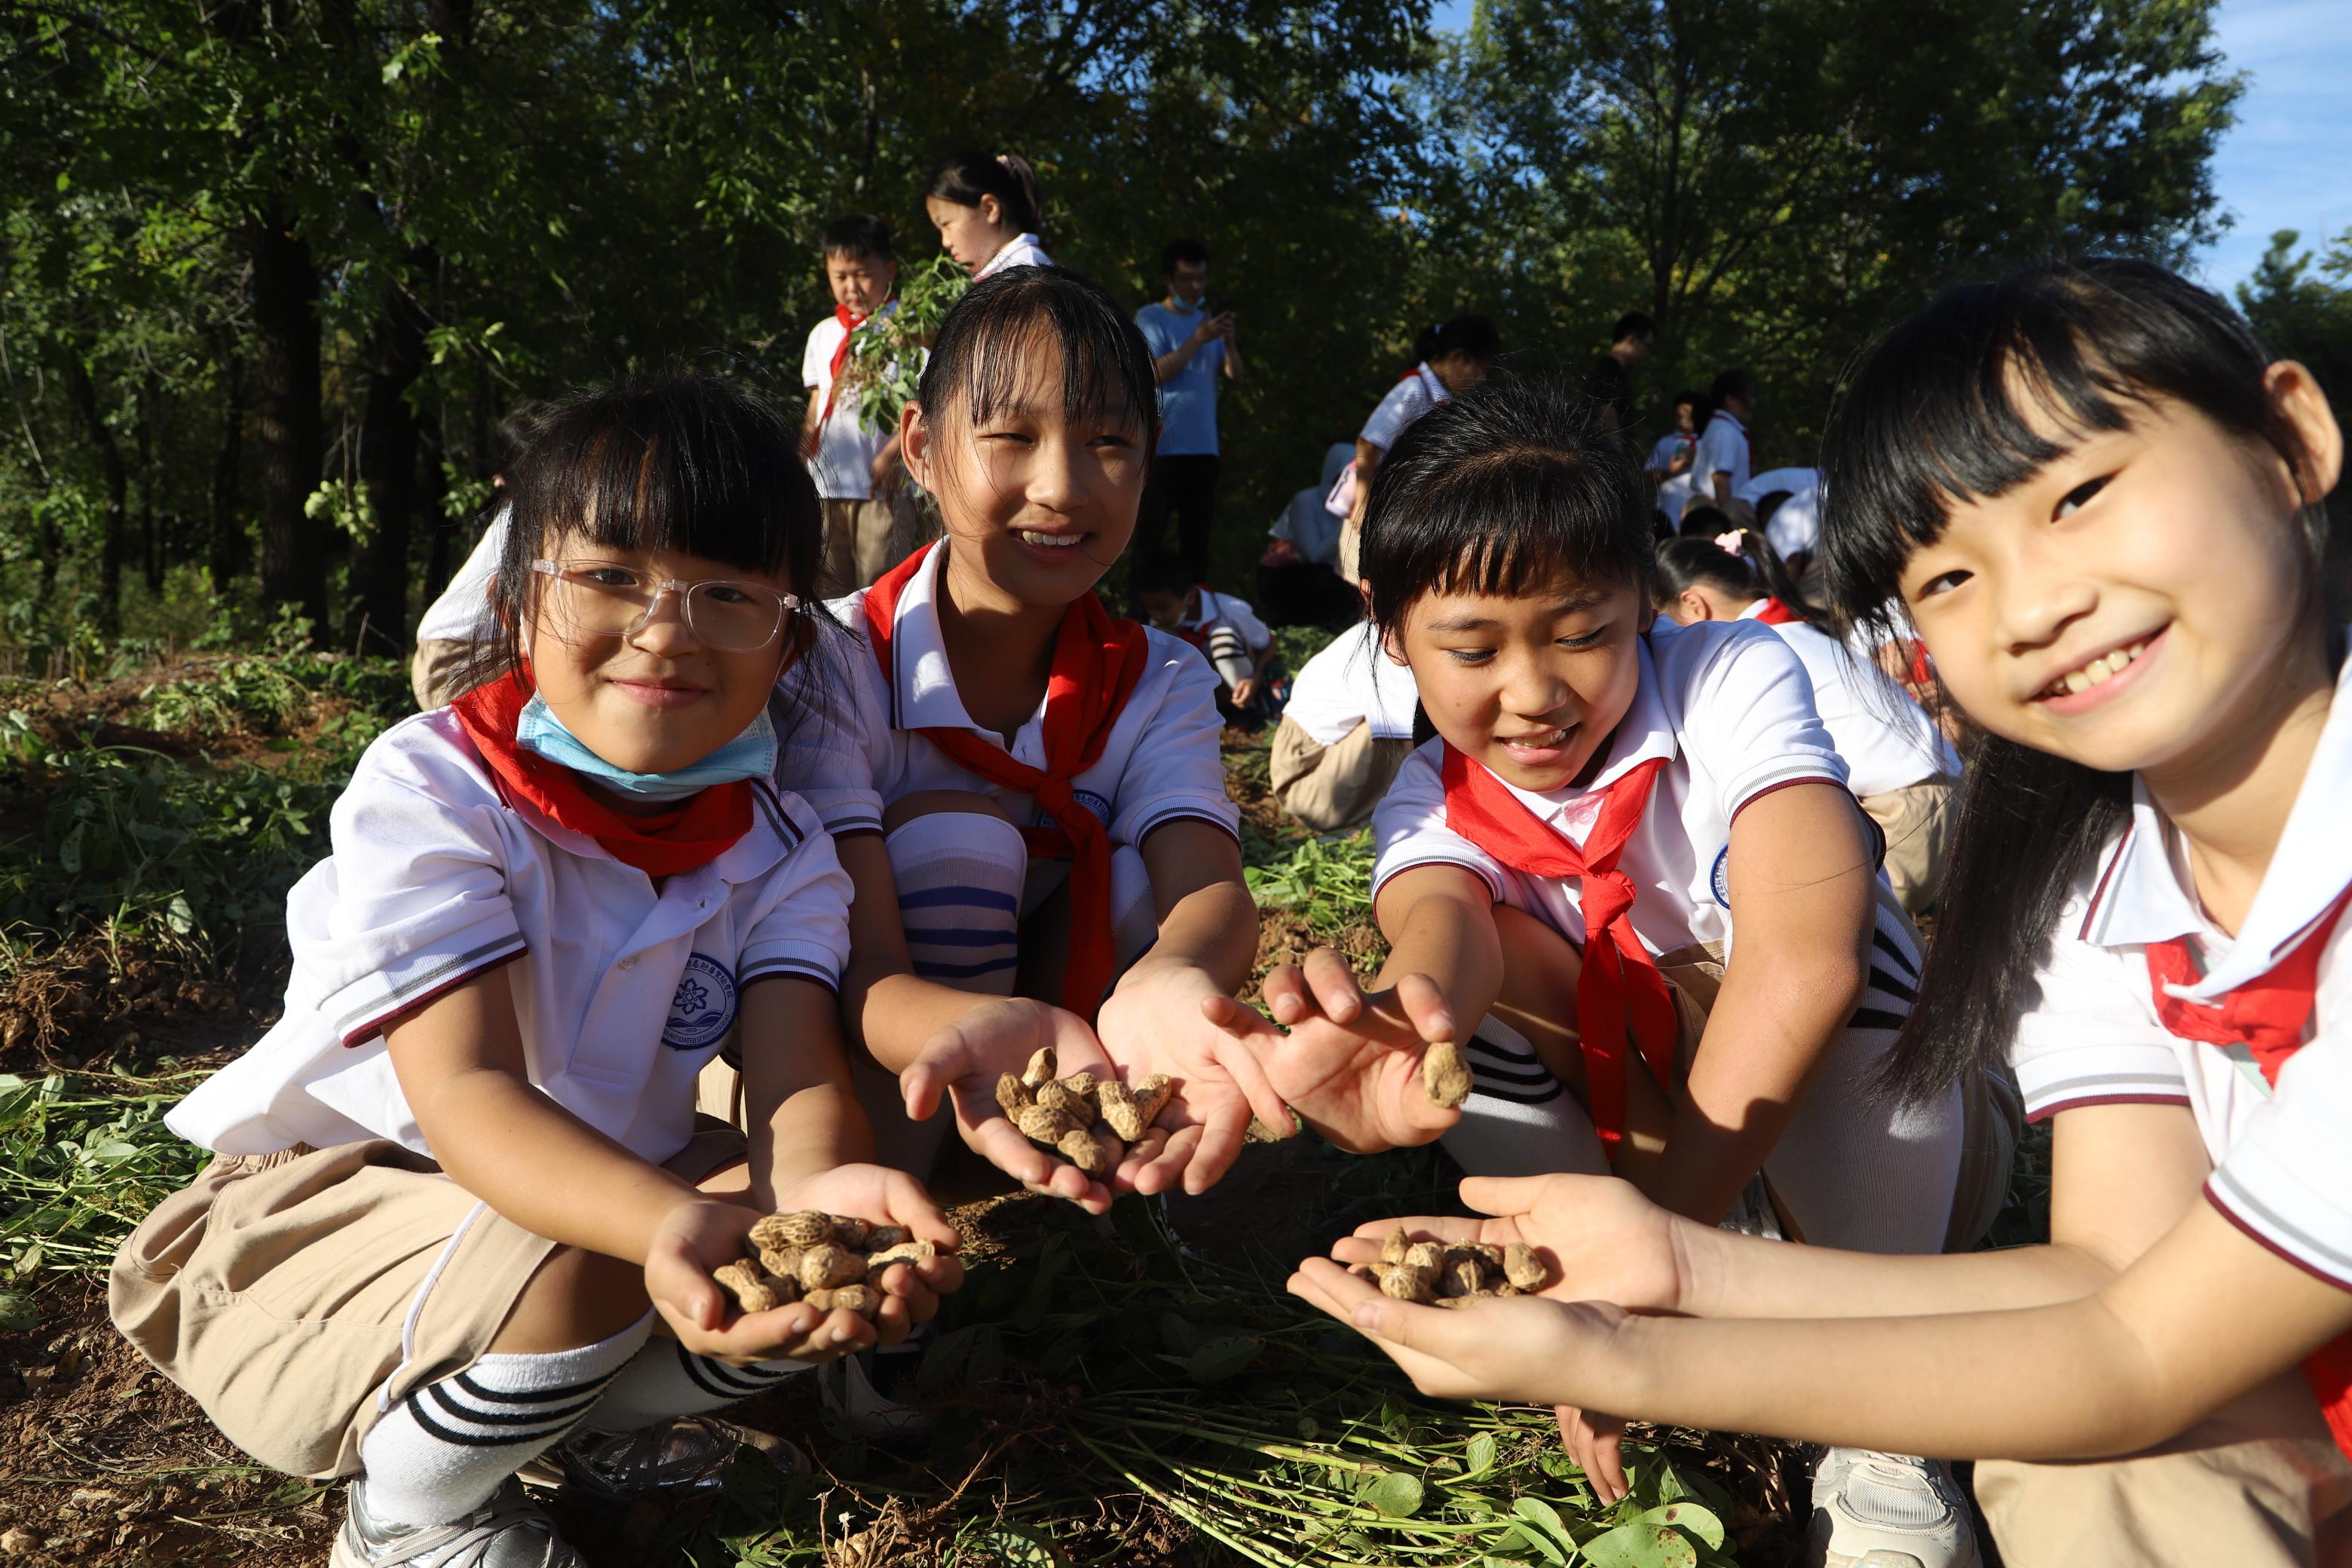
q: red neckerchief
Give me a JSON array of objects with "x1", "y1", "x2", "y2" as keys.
[
  {"x1": 2146, "y1": 893, "x2": 2352, "y2": 1459},
  {"x1": 450, "y1": 669, "x2": 752, "y2": 878},
  {"x1": 816, "y1": 301, "x2": 880, "y2": 430},
  {"x1": 863, "y1": 547, "x2": 1149, "y2": 1019},
  {"x1": 1754, "y1": 598, "x2": 1804, "y2": 625},
  {"x1": 1440, "y1": 745, "x2": 1677, "y2": 1156},
  {"x1": 1166, "y1": 586, "x2": 1216, "y2": 648}
]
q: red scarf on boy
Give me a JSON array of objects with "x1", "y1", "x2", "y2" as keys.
[
  {"x1": 450, "y1": 669, "x2": 752, "y2": 878},
  {"x1": 864, "y1": 547, "x2": 1149, "y2": 1019},
  {"x1": 2145, "y1": 896, "x2": 2352, "y2": 1459},
  {"x1": 1439, "y1": 745, "x2": 1677, "y2": 1156},
  {"x1": 815, "y1": 301, "x2": 880, "y2": 433}
]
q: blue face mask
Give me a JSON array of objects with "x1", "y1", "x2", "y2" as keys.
[{"x1": 514, "y1": 693, "x2": 777, "y2": 801}]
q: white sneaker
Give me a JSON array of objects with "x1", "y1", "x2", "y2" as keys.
[
  {"x1": 332, "y1": 1477, "x2": 583, "y2": 1568},
  {"x1": 1808, "y1": 1448, "x2": 1979, "y2": 1568}
]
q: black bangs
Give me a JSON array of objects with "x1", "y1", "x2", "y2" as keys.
[
  {"x1": 1361, "y1": 378, "x2": 1652, "y2": 642},
  {"x1": 918, "y1": 265, "x2": 1159, "y2": 455},
  {"x1": 1819, "y1": 256, "x2": 2295, "y2": 635}
]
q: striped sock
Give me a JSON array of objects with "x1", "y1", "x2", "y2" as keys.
[
  {"x1": 886, "y1": 809, "x2": 1025, "y2": 994},
  {"x1": 579, "y1": 1337, "x2": 806, "y2": 1435},
  {"x1": 357, "y1": 1312, "x2": 651, "y2": 1527},
  {"x1": 1436, "y1": 1016, "x2": 1610, "y2": 1178}
]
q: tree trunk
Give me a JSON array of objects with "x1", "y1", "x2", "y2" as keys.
[
  {"x1": 63, "y1": 357, "x2": 130, "y2": 636},
  {"x1": 250, "y1": 201, "x2": 328, "y2": 640},
  {"x1": 210, "y1": 346, "x2": 248, "y2": 588},
  {"x1": 355, "y1": 268, "x2": 431, "y2": 652},
  {"x1": 136, "y1": 375, "x2": 161, "y2": 594}
]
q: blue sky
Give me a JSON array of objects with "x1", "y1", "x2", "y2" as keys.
[{"x1": 1425, "y1": 0, "x2": 2352, "y2": 294}]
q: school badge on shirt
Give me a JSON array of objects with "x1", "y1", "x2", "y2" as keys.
[{"x1": 663, "y1": 953, "x2": 739, "y2": 1052}]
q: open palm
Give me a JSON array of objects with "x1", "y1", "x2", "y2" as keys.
[
  {"x1": 902, "y1": 997, "x2": 1122, "y2": 1213},
  {"x1": 1260, "y1": 1005, "x2": 1461, "y2": 1153}
]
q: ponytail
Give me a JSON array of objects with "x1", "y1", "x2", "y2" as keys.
[
  {"x1": 1658, "y1": 524, "x2": 1823, "y2": 628},
  {"x1": 1410, "y1": 313, "x2": 1503, "y2": 372},
  {"x1": 926, "y1": 150, "x2": 1043, "y2": 235}
]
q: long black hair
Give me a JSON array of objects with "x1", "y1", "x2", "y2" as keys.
[
  {"x1": 1361, "y1": 376, "x2": 1652, "y2": 645},
  {"x1": 467, "y1": 372, "x2": 822, "y2": 691},
  {"x1": 926, "y1": 150, "x2": 1044, "y2": 235},
  {"x1": 916, "y1": 264, "x2": 1159, "y2": 459},
  {"x1": 1652, "y1": 530, "x2": 1820, "y2": 628},
  {"x1": 1818, "y1": 256, "x2": 2342, "y2": 1104}
]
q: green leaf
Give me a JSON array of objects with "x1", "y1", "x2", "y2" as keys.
[
  {"x1": 1183, "y1": 1335, "x2": 1259, "y2": 1384},
  {"x1": 0, "y1": 1290, "x2": 38, "y2": 1332},
  {"x1": 1360, "y1": 1470, "x2": 1423, "y2": 1518},
  {"x1": 54, "y1": 170, "x2": 68, "y2": 193},
  {"x1": 1635, "y1": 1503, "x2": 1724, "y2": 1551},
  {"x1": 1456, "y1": 1430, "x2": 1498, "y2": 1481},
  {"x1": 166, "y1": 894, "x2": 194, "y2": 935},
  {"x1": 1582, "y1": 1521, "x2": 1699, "y2": 1568}
]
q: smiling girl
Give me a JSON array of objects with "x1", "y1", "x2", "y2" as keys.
[
  {"x1": 110, "y1": 377, "x2": 963, "y2": 1568},
  {"x1": 924, "y1": 151, "x2": 1051, "y2": 280},
  {"x1": 1257, "y1": 375, "x2": 2015, "y2": 1568},
  {"x1": 766, "y1": 266, "x2": 1288, "y2": 1237},
  {"x1": 1288, "y1": 259, "x2": 2352, "y2": 1568}
]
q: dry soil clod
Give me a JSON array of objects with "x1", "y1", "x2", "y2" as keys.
[{"x1": 1421, "y1": 1039, "x2": 1473, "y2": 1110}]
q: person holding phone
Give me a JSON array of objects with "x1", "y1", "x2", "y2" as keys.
[{"x1": 1135, "y1": 237, "x2": 1245, "y2": 583}]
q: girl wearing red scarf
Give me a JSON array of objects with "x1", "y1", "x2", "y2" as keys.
[
  {"x1": 112, "y1": 377, "x2": 963, "y2": 1566},
  {"x1": 1290, "y1": 262, "x2": 2352, "y2": 1568},
  {"x1": 766, "y1": 266, "x2": 1289, "y2": 1230},
  {"x1": 1257, "y1": 376, "x2": 2005, "y2": 1568}
]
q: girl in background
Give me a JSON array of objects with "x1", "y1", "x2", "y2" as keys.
[
  {"x1": 1654, "y1": 531, "x2": 1961, "y2": 914},
  {"x1": 1291, "y1": 258, "x2": 2351, "y2": 1568},
  {"x1": 925, "y1": 151, "x2": 1052, "y2": 280},
  {"x1": 1334, "y1": 314, "x2": 1502, "y2": 580}
]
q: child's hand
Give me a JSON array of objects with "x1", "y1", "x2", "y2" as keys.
[
  {"x1": 1255, "y1": 948, "x2": 1462, "y2": 1152},
  {"x1": 644, "y1": 1198, "x2": 878, "y2": 1365},
  {"x1": 770, "y1": 1163, "x2": 964, "y2": 1346},
  {"x1": 1230, "y1": 675, "x2": 1259, "y2": 708},
  {"x1": 901, "y1": 998, "x2": 1124, "y2": 1214},
  {"x1": 1095, "y1": 957, "x2": 1294, "y2": 1197},
  {"x1": 1286, "y1": 1254, "x2": 1618, "y2": 1405}
]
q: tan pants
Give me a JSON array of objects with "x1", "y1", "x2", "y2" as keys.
[
  {"x1": 109, "y1": 1124, "x2": 746, "y2": 1479},
  {"x1": 1269, "y1": 717, "x2": 1414, "y2": 833},
  {"x1": 819, "y1": 492, "x2": 929, "y2": 598},
  {"x1": 409, "y1": 637, "x2": 480, "y2": 711},
  {"x1": 1860, "y1": 774, "x2": 1958, "y2": 916},
  {"x1": 1975, "y1": 1372, "x2": 2352, "y2": 1567}
]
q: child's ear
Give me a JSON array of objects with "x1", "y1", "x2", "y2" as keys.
[
  {"x1": 899, "y1": 401, "x2": 934, "y2": 491},
  {"x1": 1380, "y1": 625, "x2": 1409, "y2": 666},
  {"x1": 2268, "y1": 360, "x2": 2344, "y2": 505},
  {"x1": 978, "y1": 194, "x2": 1003, "y2": 229}
]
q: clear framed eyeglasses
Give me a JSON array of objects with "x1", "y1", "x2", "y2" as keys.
[{"x1": 528, "y1": 559, "x2": 800, "y2": 652}]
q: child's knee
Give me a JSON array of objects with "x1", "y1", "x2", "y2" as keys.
[{"x1": 490, "y1": 1245, "x2": 650, "y2": 1356}]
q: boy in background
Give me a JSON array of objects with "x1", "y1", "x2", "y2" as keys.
[
  {"x1": 803, "y1": 215, "x2": 920, "y2": 595},
  {"x1": 1133, "y1": 555, "x2": 1279, "y2": 730}
]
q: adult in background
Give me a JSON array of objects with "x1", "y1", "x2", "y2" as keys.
[
  {"x1": 1695, "y1": 367, "x2": 1756, "y2": 514},
  {"x1": 1134, "y1": 237, "x2": 1244, "y2": 583},
  {"x1": 1646, "y1": 387, "x2": 1704, "y2": 527},
  {"x1": 1334, "y1": 314, "x2": 1501, "y2": 580},
  {"x1": 1582, "y1": 311, "x2": 1655, "y2": 436},
  {"x1": 803, "y1": 215, "x2": 920, "y2": 596}
]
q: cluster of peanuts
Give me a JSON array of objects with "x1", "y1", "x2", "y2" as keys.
[
  {"x1": 1421, "y1": 1040, "x2": 1472, "y2": 1109},
  {"x1": 712, "y1": 1210, "x2": 939, "y2": 1318},
  {"x1": 994, "y1": 1046, "x2": 1174, "y2": 1179},
  {"x1": 1350, "y1": 1225, "x2": 1551, "y2": 1308}
]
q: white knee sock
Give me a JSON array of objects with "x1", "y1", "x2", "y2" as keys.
[
  {"x1": 885, "y1": 810, "x2": 1026, "y2": 994},
  {"x1": 357, "y1": 1312, "x2": 652, "y2": 1526},
  {"x1": 1435, "y1": 1016, "x2": 1609, "y2": 1178},
  {"x1": 579, "y1": 1337, "x2": 807, "y2": 1435}
]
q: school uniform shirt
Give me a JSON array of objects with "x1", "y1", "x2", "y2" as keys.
[
  {"x1": 2011, "y1": 653, "x2": 2352, "y2": 1294},
  {"x1": 1695, "y1": 410, "x2": 1751, "y2": 500},
  {"x1": 1358, "y1": 363, "x2": 1450, "y2": 452},
  {"x1": 1178, "y1": 588, "x2": 1272, "y2": 654},
  {"x1": 1133, "y1": 301, "x2": 1225, "y2": 458},
  {"x1": 1284, "y1": 622, "x2": 1421, "y2": 749},
  {"x1": 1737, "y1": 600, "x2": 1955, "y2": 796},
  {"x1": 801, "y1": 313, "x2": 894, "y2": 500},
  {"x1": 167, "y1": 710, "x2": 853, "y2": 1163},
  {"x1": 973, "y1": 234, "x2": 1052, "y2": 281},
  {"x1": 412, "y1": 506, "x2": 510, "y2": 647},
  {"x1": 1373, "y1": 616, "x2": 1848, "y2": 962},
  {"x1": 774, "y1": 540, "x2": 1239, "y2": 850}
]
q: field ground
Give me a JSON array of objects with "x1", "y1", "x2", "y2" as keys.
[{"x1": 0, "y1": 635, "x2": 2038, "y2": 1566}]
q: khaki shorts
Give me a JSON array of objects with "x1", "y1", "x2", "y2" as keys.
[
  {"x1": 818, "y1": 493, "x2": 932, "y2": 599},
  {"x1": 109, "y1": 1122, "x2": 746, "y2": 1478},
  {"x1": 1860, "y1": 775, "x2": 1958, "y2": 917},
  {"x1": 1269, "y1": 718, "x2": 1414, "y2": 833}
]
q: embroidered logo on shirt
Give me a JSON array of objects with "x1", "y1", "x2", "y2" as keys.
[
  {"x1": 1709, "y1": 844, "x2": 1732, "y2": 909},
  {"x1": 1038, "y1": 789, "x2": 1113, "y2": 830},
  {"x1": 663, "y1": 953, "x2": 738, "y2": 1052}
]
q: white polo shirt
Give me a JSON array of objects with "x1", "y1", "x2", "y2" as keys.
[
  {"x1": 1737, "y1": 601, "x2": 1955, "y2": 797},
  {"x1": 974, "y1": 234, "x2": 1052, "y2": 280},
  {"x1": 1179, "y1": 588, "x2": 1272, "y2": 654},
  {"x1": 1372, "y1": 617, "x2": 1848, "y2": 960},
  {"x1": 1283, "y1": 622, "x2": 1421, "y2": 749},
  {"x1": 167, "y1": 711, "x2": 853, "y2": 1162},
  {"x1": 801, "y1": 314, "x2": 893, "y2": 501},
  {"x1": 2011, "y1": 657, "x2": 2352, "y2": 1292},
  {"x1": 1359, "y1": 365, "x2": 1450, "y2": 452},
  {"x1": 776, "y1": 541, "x2": 1239, "y2": 850},
  {"x1": 1695, "y1": 411, "x2": 1750, "y2": 499},
  {"x1": 413, "y1": 507, "x2": 510, "y2": 647}
]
